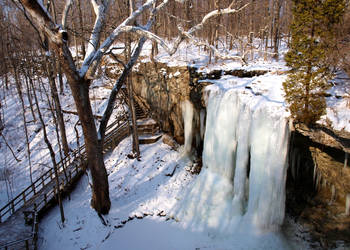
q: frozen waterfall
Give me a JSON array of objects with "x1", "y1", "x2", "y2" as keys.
[{"x1": 174, "y1": 85, "x2": 290, "y2": 236}]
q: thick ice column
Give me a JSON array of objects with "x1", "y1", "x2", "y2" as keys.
[
  {"x1": 202, "y1": 89, "x2": 240, "y2": 181},
  {"x1": 175, "y1": 85, "x2": 290, "y2": 233},
  {"x1": 245, "y1": 107, "x2": 289, "y2": 230},
  {"x1": 181, "y1": 100, "x2": 194, "y2": 156},
  {"x1": 232, "y1": 103, "x2": 252, "y2": 215}
]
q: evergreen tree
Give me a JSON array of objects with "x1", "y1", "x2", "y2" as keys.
[{"x1": 283, "y1": 0, "x2": 345, "y2": 125}]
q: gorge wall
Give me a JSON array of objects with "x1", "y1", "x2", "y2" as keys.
[{"x1": 129, "y1": 61, "x2": 350, "y2": 247}]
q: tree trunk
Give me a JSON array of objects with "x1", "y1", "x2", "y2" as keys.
[
  {"x1": 23, "y1": 73, "x2": 37, "y2": 122},
  {"x1": 44, "y1": 54, "x2": 70, "y2": 156},
  {"x1": 127, "y1": 75, "x2": 140, "y2": 158},
  {"x1": 77, "y1": 0, "x2": 86, "y2": 59},
  {"x1": 69, "y1": 80, "x2": 111, "y2": 214},
  {"x1": 273, "y1": 0, "x2": 282, "y2": 58},
  {"x1": 31, "y1": 75, "x2": 65, "y2": 224},
  {"x1": 57, "y1": 62, "x2": 65, "y2": 94},
  {"x1": 20, "y1": 0, "x2": 111, "y2": 215},
  {"x1": 13, "y1": 66, "x2": 33, "y2": 184}
]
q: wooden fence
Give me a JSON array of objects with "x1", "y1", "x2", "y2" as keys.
[{"x1": 0, "y1": 117, "x2": 128, "y2": 223}]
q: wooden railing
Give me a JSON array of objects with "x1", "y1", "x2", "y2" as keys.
[
  {"x1": 0, "y1": 116, "x2": 128, "y2": 224},
  {"x1": 0, "y1": 91, "x2": 152, "y2": 249},
  {"x1": 1, "y1": 211, "x2": 39, "y2": 250}
]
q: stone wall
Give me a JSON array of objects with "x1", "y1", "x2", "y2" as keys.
[{"x1": 132, "y1": 62, "x2": 198, "y2": 144}]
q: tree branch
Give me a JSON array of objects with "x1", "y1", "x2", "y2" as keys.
[
  {"x1": 80, "y1": 0, "x2": 161, "y2": 78},
  {"x1": 84, "y1": 0, "x2": 110, "y2": 64},
  {"x1": 98, "y1": 37, "x2": 147, "y2": 143},
  {"x1": 97, "y1": 0, "x2": 170, "y2": 143},
  {"x1": 62, "y1": 0, "x2": 73, "y2": 29},
  {"x1": 1, "y1": 134, "x2": 21, "y2": 162}
]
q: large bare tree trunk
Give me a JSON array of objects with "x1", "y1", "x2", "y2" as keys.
[
  {"x1": 18, "y1": 0, "x2": 111, "y2": 214},
  {"x1": 69, "y1": 80, "x2": 110, "y2": 214}
]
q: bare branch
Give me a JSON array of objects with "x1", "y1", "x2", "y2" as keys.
[
  {"x1": 97, "y1": 0, "x2": 171, "y2": 142},
  {"x1": 84, "y1": 0, "x2": 110, "y2": 62},
  {"x1": 116, "y1": 0, "x2": 249, "y2": 64},
  {"x1": 1, "y1": 134, "x2": 21, "y2": 162},
  {"x1": 62, "y1": 0, "x2": 73, "y2": 29},
  {"x1": 19, "y1": 0, "x2": 64, "y2": 44},
  {"x1": 180, "y1": 28, "x2": 248, "y2": 65},
  {"x1": 187, "y1": 2, "x2": 250, "y2": 35},
  {"x1": 80, "y1": 0, "x2": 162, "y2": 78},
  {"x1": 98, "y1": 37, "x2": 147, "y2": 144}
]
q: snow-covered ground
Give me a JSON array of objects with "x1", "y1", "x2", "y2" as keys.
[
  {"x1": 0, "y1": 77, "x2": 125, "y2": 207},
  {"x1": 39, "y1": 137, "x2": 309, "y2": 250},
  {"x1": 1, "y1": 38, "x2": 349, "y2": 249}
]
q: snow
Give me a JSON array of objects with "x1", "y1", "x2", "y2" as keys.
[
  {"x1": 0, "y1": 76, "x2": 126, "y2": 208},
  {"x1": 37, "y1": 69, "x2": 307, "y2": 250},
  {"x1": 1, "y1": 36, "x2": 349, "y2": 250},
  {"x1": 39, "y1": 137, "x2": 306, "y2": 250},
  {"x1": 39, "y1": 137, "x2": 196, "y2": 249}
]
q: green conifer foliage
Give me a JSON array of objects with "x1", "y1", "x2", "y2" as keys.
[{"x1": 283, "y1": 0, "x2": 345, "y2": 125}]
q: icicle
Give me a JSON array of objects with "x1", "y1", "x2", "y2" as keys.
[
  {"x1": 199, "y1": 109, "x2": 206, "y2": 140},
  {"x1": 346, "y1": 194, "x2": 350, "y2": 216},
  {"x1": 344, "y1": 152, "x2": 348, "y2": 169},
  {"x1": 330, "y1": 184, "x2": 336, "y2": 205},
  {"x1": 290, "y1": 148, "x2": 296, "y2": 180},
  {"x1": 313, "y1": 163, "x2": 317, "y2": 188},
  {"x1": 181, "y1": 100, "x2": 194, "y2": 156}
]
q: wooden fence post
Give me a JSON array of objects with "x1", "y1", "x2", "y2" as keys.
[
  {"x1": 11, "y1": 201, "x2": 15, "y2": 214},
  {"x1": 23, "y1": 193, "x2": 26, "y2": 204}
]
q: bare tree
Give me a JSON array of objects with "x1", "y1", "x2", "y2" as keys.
[{"x1": 17, "y1": 0, "x2": 249, "y2": 215}]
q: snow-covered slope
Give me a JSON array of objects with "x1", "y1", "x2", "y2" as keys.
[
  {"x1": 0, "y1": 77, "x2": 125, "y2": 207},
  {"x1": 39, "y1": 137, "x2": 310, "y2": 250}
]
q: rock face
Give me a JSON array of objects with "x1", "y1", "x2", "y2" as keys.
[
  {"x1": 132, "y1": 62, "x2": 205, "y2": 145},
  {"x1": 287, "y1": 131, "x2": 350, "y2": 248},
  {"x1": 130, "y1": 62, "x2": 350, "y2": 247},
  {"x1": 130, "y1": 62, "x2": 269, "y2": 146}
]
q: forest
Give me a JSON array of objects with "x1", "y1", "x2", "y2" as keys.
[{"x1": 0, "y1": 0, "x2": 350, "y2": 249}]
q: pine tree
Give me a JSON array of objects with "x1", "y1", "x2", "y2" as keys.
[{"x1": 283, "y1": 0, "x2": 345, "y2": 125}]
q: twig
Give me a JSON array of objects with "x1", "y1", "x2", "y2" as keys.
[{"x1": 1, "y1": 134, "x2": 21, "y2": 162}]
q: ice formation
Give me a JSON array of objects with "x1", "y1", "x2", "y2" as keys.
[
  {"x1": 181, "y1": 100, "x2": 194, "y2": 156},
  {"x1": 175, "y1": 85, "x2": 290, "y2": 234}
]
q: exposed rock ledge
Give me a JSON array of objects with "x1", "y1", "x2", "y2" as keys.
[{"x1": 294, "y1": 123, "x2": 350, "y2": 154}]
